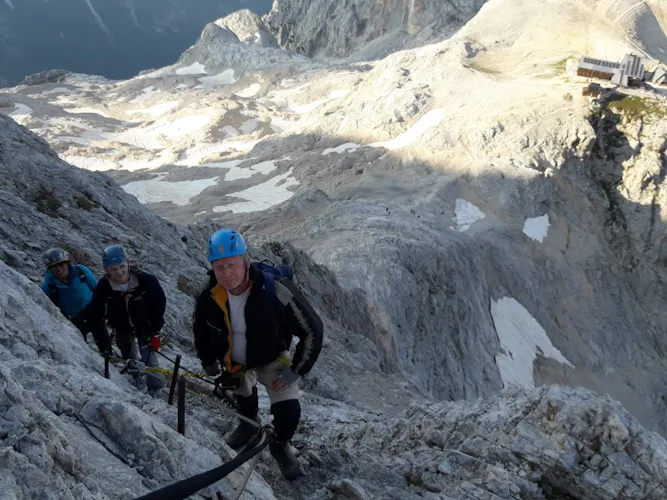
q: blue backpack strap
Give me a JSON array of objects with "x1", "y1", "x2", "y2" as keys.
[
  {"x1": 47, "y1": 276, "x2": 59, "y2": 305},
  {"x1": 262, "y1": 270, "x2": 277, "y2": 306},
  {"x1": 258, "y1": 260, "x2": 293, "y2": 307},
  {"x1": 73, "y1": 264, "x2": 94, "y2": 293}
]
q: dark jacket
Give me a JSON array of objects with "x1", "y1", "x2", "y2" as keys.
[
  {"x1": 193, "y1": 264, "x2": 323, "y2": 375},
  {"x1": 90, "y1": 268, "x2": 166, "y2": 339}
]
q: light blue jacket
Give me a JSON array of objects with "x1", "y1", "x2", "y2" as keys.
[{"x1": 41, "y1": 264, "x2": 98, "y2": 318}]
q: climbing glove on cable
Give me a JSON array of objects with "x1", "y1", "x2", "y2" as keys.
[
  {"x1": 203, "y1": 361, "x2": 221, "y2": 377},
  {"x1": 121, "y1": 359, "x2": 145, "y2": 375},
  {"x1": 215, "y1": 371, "x2": 242, "y2": 390}
]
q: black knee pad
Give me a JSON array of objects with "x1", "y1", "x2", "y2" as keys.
[
  {"x1": 237, "y1": 386, "x2": 258, "y2": 417},
  {"x1": 271, "y1": 399, "x2": 301, "y2": 442}
]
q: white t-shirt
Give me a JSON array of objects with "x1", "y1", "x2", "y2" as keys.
[{"x1": 228, "y1": 287, "x2": 251, "y2": 365}]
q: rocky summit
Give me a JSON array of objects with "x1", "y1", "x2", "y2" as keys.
[{"x1": 1, "y1": 0, "x2": 667, "y2": 499}]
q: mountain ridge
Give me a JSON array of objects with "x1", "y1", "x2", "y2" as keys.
[{"x1": 0, "y1": 0, "x2": 273, "y2": 87}]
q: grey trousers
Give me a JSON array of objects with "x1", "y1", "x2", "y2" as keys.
[{"x1": 128, "y1": 338, "x2": 165, "y2": 392}]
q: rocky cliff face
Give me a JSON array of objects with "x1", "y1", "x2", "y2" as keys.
[
  {"x1": 215, "y1": 9, "x2": 279, "y2": 49},
  {"x1": 263, "y1": 0, "x2": 489, "y2": 60},
  {"x1": 297, "y1": 385, "x2": 667, "y2": 499},
  {"x1": 239, "y1": 84, "x2": 667, "y2": 432},
  {"x1": 0, "y1": 111, "x2": 422, "y2": 497},
  {"x1": 3, "y1": 0, "x2": 667, "y2": 435},
  {"x1": 0, "y1": 112, "x2": 213, "y2": 346},
  {"x1": 4, "y1": 206, "x2": 667, "y2": 499}
]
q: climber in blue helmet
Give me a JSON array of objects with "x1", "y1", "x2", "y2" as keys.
[
  {"x1": 40, "y1": 247, "x2": 107, "y2": 344},
  {"x1": 193, "y1": 228, "x2": 324, "y2": 480},
  {"x1": 88, "y1": 244, "x2": 166, "y2": 393}
]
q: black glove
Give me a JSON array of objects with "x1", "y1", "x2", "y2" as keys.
[
  {"x1": 215, "y1": 371, "x2": 241, "y2": 390},
  {"x1": 203, "y1": 361, "x2": 221, "y2": 377}
]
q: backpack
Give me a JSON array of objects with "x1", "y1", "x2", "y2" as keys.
[
  {"x1": 256, "y1": 259, "x2": 293, "y2": 306},
  {"x1": 47, "y1": 265, "x2": 90, "y2": 308}
]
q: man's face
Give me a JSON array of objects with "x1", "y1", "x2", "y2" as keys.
[
  {"x1": 106, "y1": 261, "x2": 130, "y2": 284},
  {"x1": 212, "y1": 255, "x2": 248, "y2": 290},
  {"x1": 49, "y1": 261, "x2": 69, "y2": 280}
]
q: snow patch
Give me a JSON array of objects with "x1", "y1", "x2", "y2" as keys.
[
  {"x1": 44, "y1": 116, "x2": 112, "y2": 144},
  {"x1": 176, "y1": 62, "x2": 207, "y2": 75},
  {"x1": 111, "y1": 131, "x2": 162, "y2": 150},
  {"x1": 269, "y1": 117, "x2": 294, "y2": 134},
  {"x1": 491, "y1": 297, "x2": 574, "y2": 389},
  {"x1": 64, "y1": 107, "x2": 110, "y2": 118},
  {"x1": 293, "y1": 98, "x2": 329, "y2": 114},
  {"x1": 224, "y1": 158, "x2": 283, "y2": 181},
  {"x1": 223, "y1": 140, "x2": 259, "y2": 152},
  {"x1": 174, "y1": 142, "x2": 239, "y2": 167},
  {"x1": 250, "y1": 160, "x2": 279, "y2": 175},
  {"x1": 118, "y1": 149, "x2": 176, "y2": 172},
  {"x1": 130, "y1": 87, "x2": 158, "y2": 103},
  {"x1": 328, "y1": 89, "x2": 350, "y2": 99},
  {"x1": 114, "y1": 115, "x2": 211, "y2": 150},
  {"x1": 201, "y1": 159, "x2": 245, "y2": 169},
  {"x1": 235, "y1": 84, "x2": 261, "y2": 98},
  {"x1": 62, "y1": 156, "x2": 117, "y2": 171},
  {"x1": 523, "y1": 214, "x2": 550, "y2": 242},
  {"x1": 221, "y1": 125, "x2": 239, "y2": 137},
  {"x1": 239, "y1": 119, "x2": 259, "y2": 134},
  {"x1": 39, "y1": 87, "x2": 69, "y2": 96},
  {"x1": 454, "y1": 199, "x2": 485, "y2": 231},
  {"x1": 119, "y1": 157, "x2": 167, "y2": 172},
  {"x1": 8, "y1": 103, "x2": 32, "y2": 118},
  {"x1": 224, "y1": 166, "x2": 255, "y2": 181},
  {"x1": 292, "y1": 89, "x2": 349, "y2": 113},
  {"x1": 322, "y1": 143, "x2": 361, "y2": 155},
  {"x1": 48, "y1": 96, "x2": 80, "y2": 107},
  {"x1": 370, "y1": 108, "x2": 445, "y2": 150},
  {"x1": 122, "y1": 173, "x2": 219, "y2": 206},
  {"x1": 197, "y1": 69, "x2": 236, "y2": 89},
  {"x1": 60, "y1": 129, "x2": 110, "y2": 144},
  {"x1": 127, "y1": 101, "x2": 179, "y2": 117},
  {"x1": 213, "y1": 167, "x2": 299, "y2": 213}
]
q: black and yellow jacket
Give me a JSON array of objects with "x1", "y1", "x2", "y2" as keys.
[{"x1": 192, "y1": 264, "x2": 323, "y2": 375}]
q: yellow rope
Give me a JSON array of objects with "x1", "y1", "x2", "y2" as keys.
[
  {"x1": 143, "y1": 366, "x2": 210, "y2": 378},
  {"x1": 108, "y1": 357, "x2": 210, "y2": 379}
]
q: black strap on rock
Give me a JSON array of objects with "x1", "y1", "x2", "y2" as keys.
[{"x1": 133, "y1": 427, "x2": 271, "y2": 500}]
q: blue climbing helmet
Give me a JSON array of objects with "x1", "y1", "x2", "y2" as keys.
[
  {"x1": 207, "y1": 228, "x2": 248, "y2": 262},
  {"x1": 43, "y1": 248, "x2": 69, "y2": 268},
  {"x1": 102, "y1": 244, "x2": 128, "y2": 266}
]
